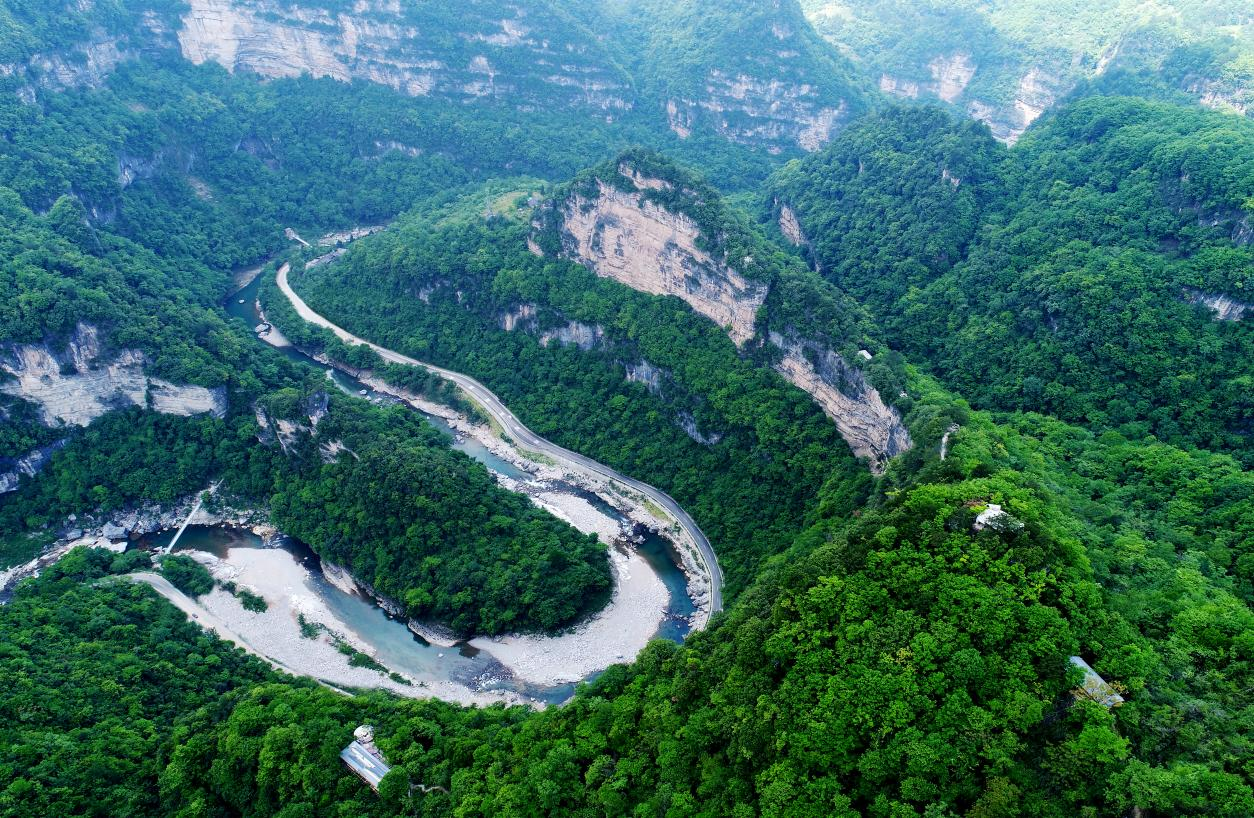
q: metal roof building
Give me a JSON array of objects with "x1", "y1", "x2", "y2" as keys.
[
  {"x1": 341, "y1": 725, "x2": 392, "y2": 792},
  {"x1": 1069, "y1": 656, "x2": 1125, "y2": 708}
]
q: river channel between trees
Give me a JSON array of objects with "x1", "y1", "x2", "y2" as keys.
[{"x1": 193, "y1": 268, "x2": 699, "y2": 706}]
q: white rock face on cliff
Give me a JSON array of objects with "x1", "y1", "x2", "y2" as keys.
[
  {"x1": 778, "y1": 204, "x2": 806, "y2": 246},
  {"x1": 879, "y1": 52, "x2": 975, "y2": 106},
  {"x1": 549, "y1": 166, "x2": 911, "y2": 471},
  {"x1": 1183, "y1": 288, "x2": 1253, "y2": 322},
  {"x1": 177, "y1": 0, "x2": 633, "y2": 112},
  {"x1": 668, "y1": 70, "x2": 850, "y2": 153},
  {"x1": 929, "y1": 53, "x2": 975, "y2": 103},
  {"x1": 0, "y1": 440, "x2": 69, "y2": 494},
  {"x1": 0, "y1": 323, "x2": 227, "y2": 427},
  {"x1": 769, "y1": 332, "x2": 912, "y2": 473},
  {"x1": 557, "y1": 179, "x2": 769, "y2": 346}
]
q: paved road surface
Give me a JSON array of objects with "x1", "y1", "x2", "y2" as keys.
[{"x1": 276, "y1": 263, "x2": 723, "y2": 614}]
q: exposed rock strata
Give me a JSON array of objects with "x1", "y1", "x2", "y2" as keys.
[
  {"x1": 177, "y1": 0, "x2": 633, "y2": 113},
  {"x1": 667, "y1": 70, "x2": 850, "y2": 153},
  {"x1": 0, "y1": 323, "x2": 227, "y2": 427},
  {"x1": 548, "y1": 165, "x2": 911, "y2": 471},
  {"x1": 768, "y1": 332, "x2": 912, "y2": 473},
  {"x1": 878, "y1": 52, "x2": 975, "y2": 106},
  {"x1": 557, "y1": 181, "x2": 769, "y2": 346},
  {"x1": 778, "y1": 203, "x2": 806, "y2": 246},
  {"x1": 879, "y1": 55, "x2": 1059, "y2": 144},
  {"x1": 624, "y1": 360, "x2": 666, "y2": 396},
  {"x1": 1183, "y1": 288, "x2": 1252, "y2": 322},
  {"x1": 0, "y1": 440, "x2": 69, "y2": 494},
  {"x1": 539, "y1": 321, "x2": 604, "y2": 351}
]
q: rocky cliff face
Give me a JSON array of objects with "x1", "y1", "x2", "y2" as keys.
[
  {"x1": 0, "y1": 440, "x2": 69, "y2": 494},
  {"x1": 0, "y1": 323, "x2": 227, "y2": 428},
  {"x1": 878, "y1": 53, "x2": 1058, "y2": 144},
  {"x1": 177, "y1": 0, "x2": 633, "y2": 113},
  {"x1": 666, "y1": 70, "x2": 850, "y2": 153},
  {"x1": 555, "y1": 176, "x2": 769, "y2": 346},
  {"x1": 1, "y1": 3, "x2": 176, "y2": 97},
  {"x1": 1183, "y1": 288, "x2": 1253, "y2": 322},
  {"x1": 545, "y1": 162, "x2": 910, "y2": 471},
  {"x1": 768, "y1": 332, "x2": 911, "y2": 473}
]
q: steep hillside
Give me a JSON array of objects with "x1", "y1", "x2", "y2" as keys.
[
  {"x1": 596, "y1": 0, "x2": 868, "y2": 153},
  {"x1": 768, "y1": 99, "x2": 1254, "y2": 459},
  {"x1": 176, "y1": 0, "x2": 636, "y2": 115},
  {"x1": 801, "y1": 0, "x2": 1253, "y2": 142},
  {"x1": 536, "y1": 150, "x2": 911, "y2": 471}
]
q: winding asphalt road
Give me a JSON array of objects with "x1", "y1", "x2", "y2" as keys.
[{"x1": 276, "y1": 264, "x2": 723, "y2": 614}]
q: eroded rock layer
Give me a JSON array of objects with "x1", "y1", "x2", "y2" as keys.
[
  {"x1": 558, "y1": 181, "x2": 768, "y2": 347},
  {"x1": 0, "y1": 324, "x2": 228, "y2": 428},
  {"x1": 768, "y1": 333, "x2": 911, "y2": 474},
  {"x1": 177, "y1": 0, "x2": 633, "y2": 113}
]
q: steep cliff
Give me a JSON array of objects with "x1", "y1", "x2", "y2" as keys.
[
  {"x1": 1183, "y1": 288, "x2": 1253, "y2": 322},
  {"x1": 769, "y1": 332, "x2": 912, "y2": 470},
  {"x1": 803, "y1": 0, "x2": 1251, "y2": 144},
  {"x1": 540, "y1": 155, "x2": 911, "y2": 471},
  {"x1": 554, "y1": 177, "x2": 769, "y2": 346},
  {"x1": 0, "y1": 324, "x2": 227, "y2": 428},
  {"x1": 0, "y1": 440, "x2": 68, "y2": 494},
  {"x1": 0, "y1": 0, "x2": 178, "y2": 93},
  {"x1": 594, "y1": 0, "x2": 865, "y2": 153},
  {"x1": 177, "y1": 0, "x2": 634, "y2": 114}
]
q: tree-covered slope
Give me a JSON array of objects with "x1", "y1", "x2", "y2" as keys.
[
  {"x1": 592, "y1": 0, "x2": 868, "y2": 153},
  {"x1": 6, "y1": 372, "x2": 1249, "y2": 817},
  {"x1": 275, "y1": 190, "x2": 871, "y2": 598},
  {"x1": 769, "y1": 98, "x2": 1254, "y2": 460}
]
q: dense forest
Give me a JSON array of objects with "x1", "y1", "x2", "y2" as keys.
[
  {"x1": 769, "y1": 99, "x2": 1254, "y2": 459},
  {"x1": 271, "y1": 209, "x2": 870, "y2": 597},
  {"x1": 799, "y1": 0, "x2": 1253, "y2": 137},
  {"x1": 0, "y1": 0, "x2": 1251, "y2": 815}
]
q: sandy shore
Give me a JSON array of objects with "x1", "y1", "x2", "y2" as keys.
[
  {"x1": 470, "y1": 545, "x2": 668, "y2": 686},
  {"x1": 173, "y1": 547, "x2": 527, "y2": 706}
]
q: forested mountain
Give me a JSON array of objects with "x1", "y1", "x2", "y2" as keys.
[
  {"x1": 0, "y1": 0, "x2": 1252, "y2": 816},
  {"x1": 801, "y1": 0, "x2": 1253, "y2": 141},
  {"x1": 768, "y1": 99, "x2": 1254, "y2": 459}
]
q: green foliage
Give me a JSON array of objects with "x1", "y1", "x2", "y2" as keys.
[
  {"x1": 264, "y1": 388, "x2": 612, "y2": 636},
  {"x1": 159, "y1": 554, "x2": 215, "y2": 598},
  {"x1": 800, "y1": 0, "x2": 1253, "y2": 115},
  {"x1": 236, "y1": 587, "x2": 267, "y2": 613},
  {"x1": 0, "y1": 6, "x2": 1251, "y2": 818},
  {"x1": 283, "y1": 206, "x2": 868, "y2": 597},
  {"x1": 0, "y1": 549, "x2": 274, "y2": 818},
  {"x1": 771, "y1": 100, "x2": 1254, "y2": 459}
]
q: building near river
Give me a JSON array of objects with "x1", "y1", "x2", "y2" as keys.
[{"x1": 341, "y1": 725, "x2": 391, "y2": 792}]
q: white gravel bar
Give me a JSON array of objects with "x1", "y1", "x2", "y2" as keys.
[{"x1": 469, "y1": 545, "x2": 668, "y2": 687}]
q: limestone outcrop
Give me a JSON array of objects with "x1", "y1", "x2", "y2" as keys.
[
  {"x1": 0, "y1": 323, "x2": 227, "y2": 428},
  {"x1": 879, "y1": 55, "x2": 1058, "y2": 144},
  {"x1": 176, "y1": 0, "x2": 633, "y2": 114},
  {"x1": 545, "y1": 163, "x2": 911, "y2": 472},
  {"x1": 555, "y1": 180, "x2": 769, "y2": 346},
  {"x1": 667, "y1": 71, "x2": 850, "y2": 153},
  {"x1": 0, "y1": 440, "x2": 69, "y2": 494},
  {"x1": 769, "y1": 333, "x2": 912, "y2": 473},
  {"x1": 1183, "y1": 288, "x2": 1252, "y2": 322}
]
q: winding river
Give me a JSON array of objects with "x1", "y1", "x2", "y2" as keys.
[{"x1": 208, "y1": 261, "x2": 714, "y2": 704}]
